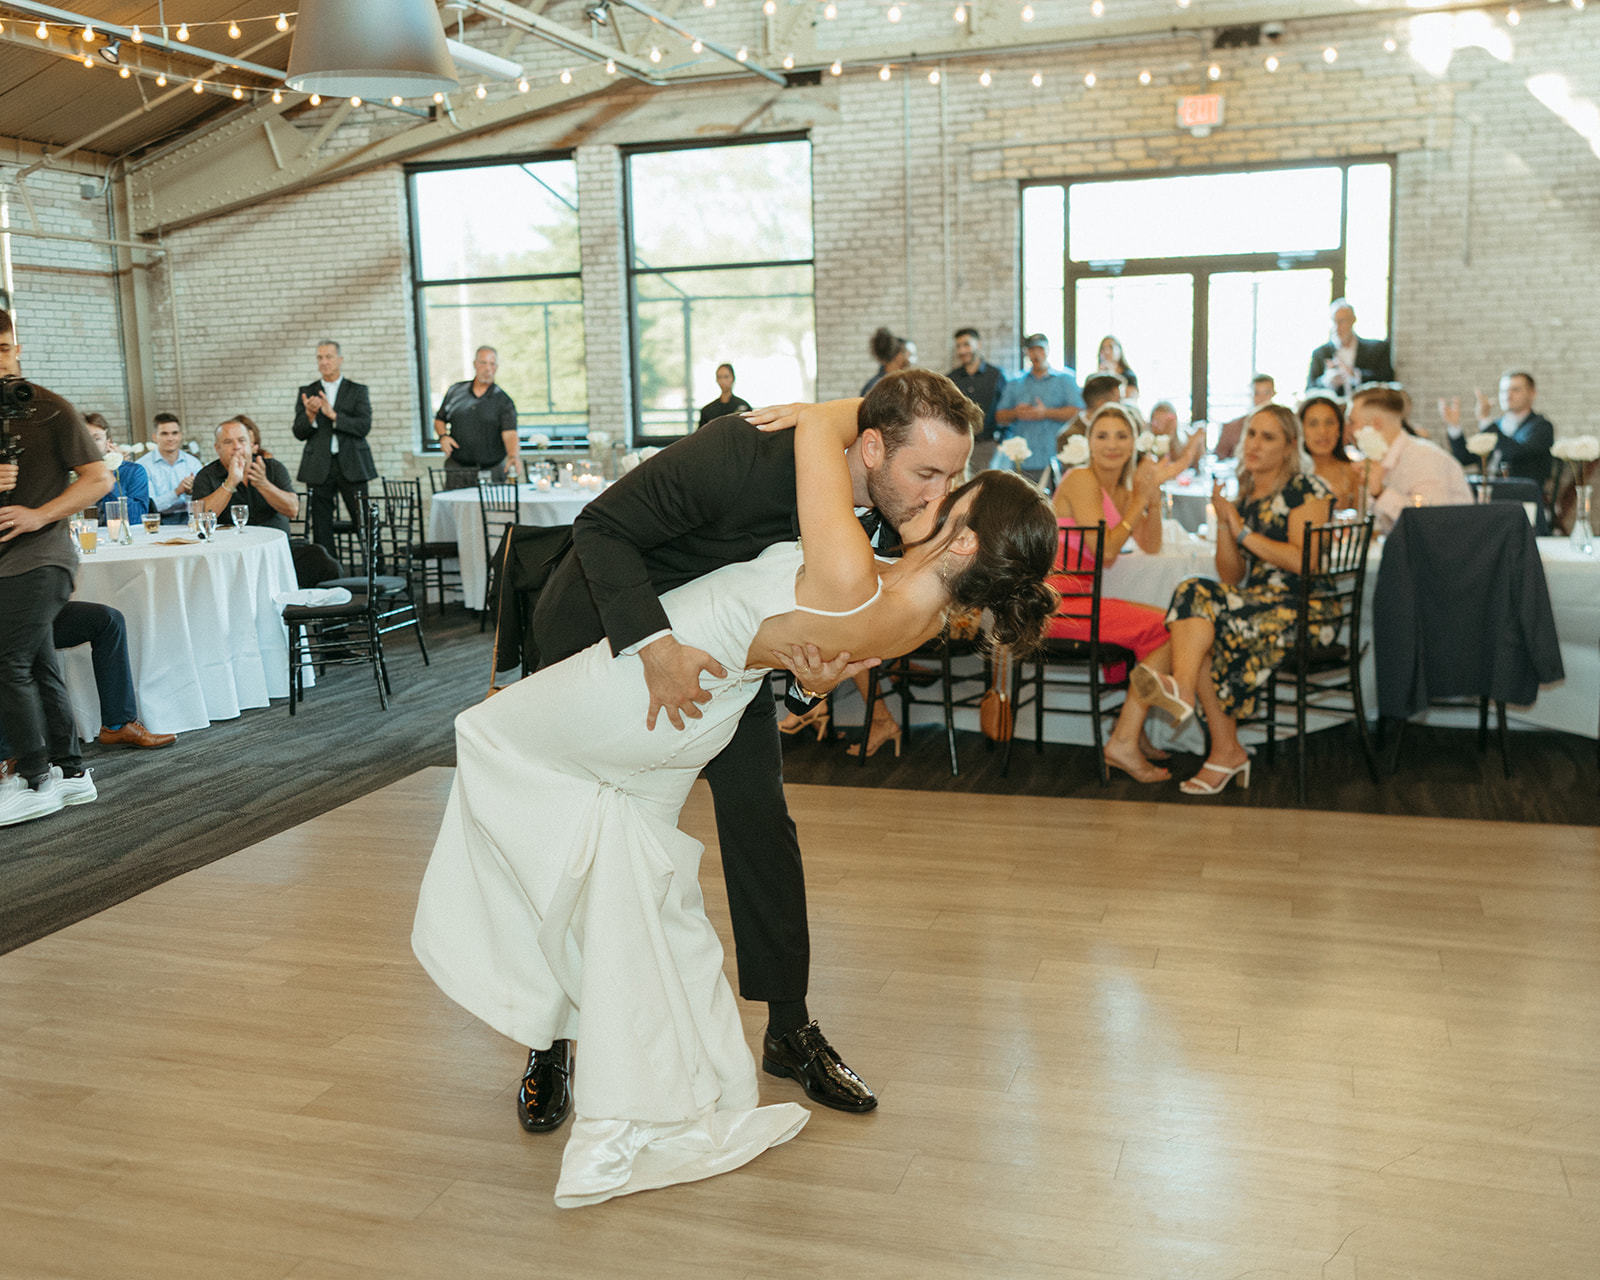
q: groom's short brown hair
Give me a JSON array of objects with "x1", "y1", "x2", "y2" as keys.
[{"x1": 859, "y1": 368, "x2": 979, "y2": 458}]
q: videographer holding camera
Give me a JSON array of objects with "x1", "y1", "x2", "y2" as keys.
[{"x1": 0, "y1": 308, "x2": 114, "y2": 827}]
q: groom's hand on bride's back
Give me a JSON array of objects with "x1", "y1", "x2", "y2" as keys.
[
  {"x1": 640, "y1": 635, "x2": 727, "y2": 731},
  {"x1": 740, "y1": 404, "x2": 803, "y2": 433}
]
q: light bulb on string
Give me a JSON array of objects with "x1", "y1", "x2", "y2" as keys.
[
  {"x1": 82, "y1": 23, "x2": 95, "y2": 42},
  {"x1": 1207, "y1": 63, "x2": 1221, "y2": 80},
  {"x1": 82, "y1": 56, "x2": 93, "y2": 68},
  {"x1": 1031, "y1": 70, "x2": 1043, "y2": 86},
  {"x1": 131, "y1": 25, "x2": 142, "y2": 42},
  {"x1": 764, "y1": 0, "x2": 777, "y2": 13},
  {"x1": 272, "y1": 89, "x2": 283, "y2": 103},
  {"x1": 704, "y1": 0, "x2": 715, "y2": 6},
  {"x1": 830, "y1": 59, "x2": 842, "y2": 74},
  {"x1": 692, "y1": 39, "x2": 703, "y2": 52},
  {"x1": 606, "y1": 58, "x2": 617, "y2": 74},
  {"x1": 1091, "y1": 0, "x2": 1104, "y2": 14},
  {"x1": 824, "y1": 2, "x2": 837, "y2": 16},
  {"x1": 1572, "y1": 0, "x2": 1584, "y2": 11},
  {"x1": 156, "y1": 72, "x2": 167, "y2": 86},
  {"x1": 277, "y1": 14, "x2": 289, "y2": 33},
  {"x1": 350, "y1": 96, "x2": 361, "y2": 107},
  {"x1": 649, "y1": 46, "x2": 662, "y2": 62},
  {"x1": 229, "y1": 22, "x2": 242, "y2": 40},
  {"x1": 309, "y1": 92, "x2": 321, "y2": 105},
  {"x1": 177, "y1": 23, "x2": 189, "y2": 41},
  {"x1": 560, "y1": 67, "x2": 573, "y2": 83},
  {"x1": 979, "y1": 69, "x2": 992, "y2": 86},
  {"x1": 1383, "y1": 36, "x2": 1397, "y2": 52},
  {"x1": 475, "y1": 82, "x2": 487, "y2": 97},
  {"x1": 1264, "y1": 55, "x2": 1279, "y2": 72},
  {"x1": 1507, "y1": 7, "x2": 1521, "y2": 23},
  {"x1": 391, "y1": 94, "x2": 403, "y2": 105},
  {"x1": 234, "y1": 86, "x2": 246, "y2": 99},
  {"x1": 1022, "y1": 5, "x2": 1035, "y2": 19},
  {"x1": 1139, "y1": 68, "x2": 1151, "y2": 84},
  {"x1": 929, "y1": 68, "x2": 940, "y2": 84},
  {"x1": 888, "y1": 4, "x2": 902, "y2": 20},
  {"x1": 1176, "y1": 0, "x2": 1189, "y2": 7},
  {"x1": 35, "y1": 20, "x2": 47, "y2": 39},
  {"x1": 192, "y1": 78, "x2": 204, "y2": 92},
  {"x1": 783, "y1": 53, "x2": 795, "y2": 69},
  {"x1": 880, "y1": 64, "x2": 892, "y2": 80},
  {"x1": 120, "y1": 65, "x2": 131, "y2": 78},
  {"x1": 1323, "y1": 46, "x2": 1338, "y2": 63},
  {"x1": 1084, "y1": 71, "x2": 1096, "y2": 87},
  {"x1": 955, "y1": 4, "x2": 967, "y2": 20},
  {"x1": 737, "y1": 46, "x2": 749, "y2": 61}
]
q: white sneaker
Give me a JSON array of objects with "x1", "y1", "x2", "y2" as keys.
[
  {"x1": 0, "y1": 774, "x2": 67, "y2": 826},
  {"x1": 50, "y1": 766, "x2": 97, "y2": 806}
]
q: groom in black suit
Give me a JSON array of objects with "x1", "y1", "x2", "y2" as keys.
[
  {"x1": 521, "y1": 371, "x2": 977, "y2": 1133},
  {"x1": 292, "y1": 340, "x2": 377, "y2": 551}
]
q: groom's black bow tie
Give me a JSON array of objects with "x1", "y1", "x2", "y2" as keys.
[{"x1": 857, "y1": 509, "x2": 883, "y2": 542}]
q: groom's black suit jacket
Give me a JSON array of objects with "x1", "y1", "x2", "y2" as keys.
[{"x1": 532, "y1": 416, "x2": 802, "y2": 666}]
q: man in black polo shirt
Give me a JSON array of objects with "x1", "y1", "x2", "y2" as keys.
[
  {"x1": 433, "y1": 346, "x2": 520, "y2": 488},
  {"x1": 947, "y1": 327, "x2": 1005, "y2": 472},
  {"x1": 192, "y1": 418, "x2": 298, "y2": 534}
]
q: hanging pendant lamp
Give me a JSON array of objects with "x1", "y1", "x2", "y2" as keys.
[{"x1": 286, "y1": 0, "x2": 458, "y2": 98}]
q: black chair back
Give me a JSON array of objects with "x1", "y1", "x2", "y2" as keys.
[
  {"x1": 477, "y1": 478, "x2": 523, "y2": 628},
  {"x1": 1467, "y1": 475, "x2": 1550, "y2": 535}
]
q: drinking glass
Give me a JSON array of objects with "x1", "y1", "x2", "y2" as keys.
[
  {"x1": 105, "y1": 496, "x2": 126, "y2": 544},
  {"x1": 231, "y1": 503, "x2": 250, "y2": 532},
  {"x1": 78, "y1": 519, "x2": 98, "y2": 554},
  {"x1": 201, "y1": 510, "x2": 218, "y2": 540},
  {"x1": 1572, "y1": 485, "x2": 1593, "y2": 555},
  {"x1": 142, "y1": 512, "x2": 161, "y2": 535}
]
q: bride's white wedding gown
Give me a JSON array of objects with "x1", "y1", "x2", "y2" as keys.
[{"x1": 413, "y1": 541, "x2": 876, "y2": 1208}]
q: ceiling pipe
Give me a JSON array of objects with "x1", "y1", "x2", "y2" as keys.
[{"x1": 1, "y1": 0, "x2": 288, "y2": 79}]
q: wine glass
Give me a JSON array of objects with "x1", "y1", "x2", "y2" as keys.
[{"x1": 231, "y1": 504, "x2": 250, "y2": 533}]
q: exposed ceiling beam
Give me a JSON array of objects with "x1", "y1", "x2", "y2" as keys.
[{"x1": 0, "y1": 0, "x2": 288, "y2": 79}]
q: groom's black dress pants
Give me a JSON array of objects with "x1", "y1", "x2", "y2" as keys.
[{"x1": 532, "y1": 639, "x2": 809, "y2": 1005}]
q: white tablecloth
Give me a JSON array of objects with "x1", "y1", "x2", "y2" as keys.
[
  {"x1": 62, "y1": 527, "x2": 298, "y2": 737},
  {"x1": 1103, "y1": 531, "x2": 1600, "y2": 738},
  {"x1": 427, "y1": 487, "x2": 596, "y2": 611}
]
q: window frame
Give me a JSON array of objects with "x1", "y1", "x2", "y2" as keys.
[
  {"x1": 1021, "y1": 155, "x2": 1398, "y2": 421},
  {"x1": 405, "y1": 149, "x2": 585, "y2": 454},
  {"x1": 621, "y1": 131, "x2": 816, "y2": 445}
]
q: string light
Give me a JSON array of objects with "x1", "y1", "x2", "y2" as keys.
[
  {"x1": 82, "y1": 55, "x2": 93, "y2": 68},
  {"x1": 177, "y1": 23, "x2": 190, "y2": 41},
  {"x1": 35, "y1": 20, "x2": 47, "y2": 39},
  {"x1": 979, "y1": 69, "x2": 992, "y2": 86},
  {"x1": 1176, "y1": 0, "x2": 1189, "y2": 7},
  {"x1": 929, "y1": 68, "x2": 940, "y2": 84},
  {"x1": 392, "y1": 94, "x2": 404, "y2": 104},
  {"x1": 120, "y1": 65, "x2": 131, "y2": 78},
  {"x1": 824, "y1": 2, "x2": 837, "y2": 16},
  {"x1": 229, "y1": 21, "x2": 242, "y2": 39},
  {"x1": 764, "y1": 0, "x2": 777, "y2": 13},
  {"x1": 880, "y1": 64, "x2": 892, "y2": 80},
  {"x1": 277, "y1": 14, "x2": 289, "y2": 33},
  {"x1": 888, "y1": 4, "x2": 902, "y2": 20},
  {"x1": 1264, "y1": 55, "x2": 1279, "y2": 72},
  {"x1": 1139, "y1": 68, "x2": 1151, "y2": 84},
  {"x1": 1091, "y1": 0, "x2": 1104, "y2": 14},
  {"x1": 1207, "y1": 63, "x2": 1221, "y2": 80},
  {"x1": 559, "y1": 67, "x2": 572, "y2": 83},
  {"x1": 1084, "y1": 71, "x2": 1096, "y2": 87},
  {"x1": 1572, "y1": 0, "x2": 1584, "y2": 10},
  {"x1": 310, "y1": 92, "x2": 321, "y2": 105},
  {"x1": 1323, "y1": 46, "x2": 1338, "y2": 63},
  {"x1": 475, "y1": 82, "x2": 487, "y2": 97},
  {"x1": 192, "y1": 77, "x2": 204, "y2": 92},
  {"x1": 156, "y1": 73, "x2": 167, "y2": 86},
  {"x1": 606, "y1": 57, "x2": 617, "y2": 73},
  {"x1": 692, "y1": 39, "x2": 703, "y2": 52},
  {"x1": 1506, "y1": 6, "x2": 1521, "y2": 23},
  {"x1": 830, "y1": 59, "x2": 843, "y2": 75},
  {"x1": 131, "y1": 25, "x2": 143, "y2": 42},
  {"x1": 1383, "y1": 37, "x2": 1397, "y2": 52},
  {"x1": 1022, "y1": 4, "x2": 1035, "y2": 19},
  {"x1": 783, "y1": 53, "x2": 795, "y2": 69},
  {"x1": 954, "y1": 4, "x2": 967, "y2": 20},
  {"x1": 234, "y1": 86, "x2": 245, "y2": 99},
  {"x1": 737, "y1": 46, "x2": 749, "y2": 61},
  {"x1": 704, "y1": 0, "x2": 715, "y2": 6},
  {"x1": 1031, "y1": 70, "x2": 1043, "y2": 86},
  {"x1": 350, "y1": 95, "x2": 361, "y2": 106},
  {"x1": 649, "y1": 46, "x2": 662, "y2": 62},
  {"x1": 273, "y1": 89, "x2": 283, "y2": 103},
  {"x1": 433, "y1": 91, "x2": 444, "y2": 102},
  {"x1": 81, "y1": 23, "x2": 95, "y2": 42}
]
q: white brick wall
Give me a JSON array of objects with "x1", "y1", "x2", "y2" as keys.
[{"x1": 19, "y1": 6, "x2": 1600, "y2": 463}]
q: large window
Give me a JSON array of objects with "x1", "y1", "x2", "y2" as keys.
[
  {"x1": 408, "y1": 156, "x2": 587, "y2": 449},
  {"x1": 1022, "y1": 160, "x2": 1394, "y2": 426},
  {"x1": 626, "y1": 136, "x2": 816, "y2": 442}
]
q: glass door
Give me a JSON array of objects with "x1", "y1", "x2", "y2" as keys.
[
  {"x1": 1204, "y1": 268, "x2": 1333, "y2": 424},
  {"x1": 1074, "y1": 273, "x2": 1194, "y2": 415}
]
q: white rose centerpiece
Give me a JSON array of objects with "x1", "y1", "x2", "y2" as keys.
[
  {"x1": 527, "y1": 432, "x2": 551, "y2": 450},
  {"x1": 1353, "y1": 427, "x2": 1388, "y2": 463},
  {"x1": 1464, "y1": 431, "x2": 1499, "y2": 459},
  {"x1": 1057, "y1": 435, "x2": 1089, "y2": 468},
  {"x1": 998, "y1": 436, "x2": 1033, "y2": 465}
]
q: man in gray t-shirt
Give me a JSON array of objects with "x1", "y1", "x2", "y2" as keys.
[{"x1": 0, "y1": 309, "x2": 114, "y2": 824}]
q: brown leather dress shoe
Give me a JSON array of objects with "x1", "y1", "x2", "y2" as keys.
[
  {"x1": 516, "y1": 1040, "x2": 574, "y2": 1133},
  {"x1": 97, "y1": 721, "x2": 177, "y2": 749},
  {"x1": 762, "y1": 1021, "x2": 877, "y2": 1112}
]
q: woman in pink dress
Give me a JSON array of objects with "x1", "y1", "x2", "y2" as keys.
[{"x1": 1049, "y1": 403, "x2": 1190, "y2": 781}]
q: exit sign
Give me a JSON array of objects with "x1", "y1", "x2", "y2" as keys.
[{"x1": 1177, "y1": 94, "x2": 1225, "y2": 135}]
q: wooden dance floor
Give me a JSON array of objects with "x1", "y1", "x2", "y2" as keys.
[{"x1": 2, "y1": 770, "x2": 1597, "y2": 1278}]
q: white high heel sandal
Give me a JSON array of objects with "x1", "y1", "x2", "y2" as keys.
[{"x1": 1179, "y1": 757, "x2": 1252, "y2": 796}]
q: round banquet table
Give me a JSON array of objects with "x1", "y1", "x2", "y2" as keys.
[
  {"x1": 427, "y1": 486, "x2": 596, "y2": 611},
  {"x1": 61, "y1": 526, "x2": 299, "y2": 737}
]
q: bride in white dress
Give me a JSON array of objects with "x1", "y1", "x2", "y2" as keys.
[{"x1": 412, "y1": 400, "x2": 1058, "y2": 1207}]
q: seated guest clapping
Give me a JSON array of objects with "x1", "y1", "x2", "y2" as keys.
[
  {"x1": 84, "y1": 414, "x2": 151, "y2": 524},
  {"x1": 1347, "y1": 384, "x2": 1472, "y2": 533},
  {"x1": 1050, "y1": 403, "x2": 1187, "y2": 782},
  {"x1": 1147, "y1": 400, "x2": 1205, "y2": 472},
  {"x1": 138, "y1": 413, "x2": 202, "y2": 524},
  {"x1": 1299, "y1": 395, "x2": 1360, "y2": 510},
  {"x1": 1161, "y1": 404, "x2": 1333, "y2": 795},
  {"x1": 191, "y1": 417, "x2": 299, "y2": 534}
]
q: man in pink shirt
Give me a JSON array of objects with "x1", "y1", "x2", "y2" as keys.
[{"x1": 1348, "y1": 384, "x2": 1473, "y2": 532}]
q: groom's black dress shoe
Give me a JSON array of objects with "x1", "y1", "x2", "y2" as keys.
[
  {"x1": 761, "y1": 1021, "x2": 877, "y2": 1113},
  {"x1": 516, "y1": 1040, "x2": 574, "y2": 1133}
]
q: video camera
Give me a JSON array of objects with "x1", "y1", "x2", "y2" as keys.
[{"x1": 0, "y1": 374, "x2": 35, "y2": 501}]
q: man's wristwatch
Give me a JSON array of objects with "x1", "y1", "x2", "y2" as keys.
[{"x1": 798, "y1": 685, "x2": 827, "y2": 702}]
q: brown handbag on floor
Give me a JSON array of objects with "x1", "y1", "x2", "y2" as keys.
[{"x1": 979, "y1": 643, "x2": 1014, "y2": 742}]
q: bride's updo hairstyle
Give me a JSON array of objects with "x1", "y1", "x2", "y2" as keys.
[{"x1": 907, "y1": 470, "x2": 1059, "y2": 651}]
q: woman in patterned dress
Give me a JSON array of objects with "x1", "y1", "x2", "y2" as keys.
[{"x1": 1155, "y1": 403, "x2": 1333, "y2": 795}]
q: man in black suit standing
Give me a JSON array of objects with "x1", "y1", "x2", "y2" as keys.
[
  {"x1": 1440, "y1": 369, "x2": 1555, "y2": 490},
  {"x1": 1306, "y1": 298, "x2": 1394, "y2": 397},
  {"x1": 292, "y1": 340, "x2": 376, "y2": 551},
  {"x1": 519, "y1": 371, "x2": 976, "y2": 1134}
]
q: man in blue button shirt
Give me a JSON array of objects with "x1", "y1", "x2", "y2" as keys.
[{"x1": 994, "y1": 333, "x2": 1084, "y2": 471}]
